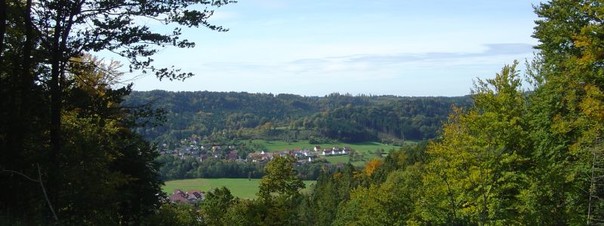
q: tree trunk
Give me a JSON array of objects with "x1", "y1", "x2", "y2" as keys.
[
  {"x1": 49, "y1": 1, "x2": 64, "y2": 218},
  {"x1": 0, "y1": 0, "x2": 6, "y2": 63}
]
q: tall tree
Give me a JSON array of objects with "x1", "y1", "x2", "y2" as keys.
[
  {"x1": 30, "y1": 0, "x2": 233, "y2": 212},
  {"x1": 419, "y1": 62, "x2": 530, "y2": 224},
  {"x1": 1, "y1": 0, "x2": 234, "y2": 222},
  {"x1": 525, "y1": 0, "x2": 604, "y2": 224},
  {"x1": 0, "y1": 0, "x2": 47, "y2": 223},
  {"x1": 200, "y1": 186, "x2": 236, "y2": 225},
  {"x1": 258, "y1": 155, "x2": 305, "y2": 200},
  {"x1": 257, "y1": 155, "x2": 305, "y2": 225}
]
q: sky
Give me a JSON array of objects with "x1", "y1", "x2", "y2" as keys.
[{"x1": 117, "y1": 0, "x2": 542, "y2": 97}]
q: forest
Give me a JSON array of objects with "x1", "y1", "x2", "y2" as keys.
[
  {"x1": 2, "y1": 0, "x2": 604, "y2": 225},
  {"x1": 124, "y1": 91, "x2": 471, "y2": 145}
]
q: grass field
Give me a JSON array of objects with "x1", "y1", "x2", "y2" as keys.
[
  {"x1": 250, "y1": 139, "x2": 407, "y2": 166},
  {"x1": 163, "y1": 178, "x2": 315, "y2": 199},
  {"x1": 251, "y1": 140, "x2": 403, "y2": 155}
]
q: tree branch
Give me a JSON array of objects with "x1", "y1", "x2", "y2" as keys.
[{"x1": 1, "y1": 164, "x2": 58, "y2": 221}]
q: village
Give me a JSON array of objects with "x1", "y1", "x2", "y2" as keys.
[
  {"x1": 158, "y1": 136, "x2": 351, "y2": 165},
  {"x1": 162, "y1": 137, "x2": 352, "y2": 204}
]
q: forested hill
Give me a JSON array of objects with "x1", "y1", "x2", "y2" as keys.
[{"x1": 125, "y1": 90, "x2": 472, "y2": 144}]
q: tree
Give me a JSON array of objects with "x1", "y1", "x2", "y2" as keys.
[
  {"x1": 0, "y1": 0, "x2": 234, "y2": 223},
  {"x1": 333, "y1": 165, "x2": 423, "y2": 226},
  {"x1": 257, "y1": 155, "x2": 305, "y2": 225},
  {"x1": 36, "y1": 0, "x2": 232, "y2": 211},
  {"x1": 419, "y1": 62, "x2": 530, "y2": 224},
  {"x1": 143, "y1": 203, "x2": 203, "y2": 226},
  {"x1": 200, "y1": 186, "x2": 236, "y2": 226},
  {"x1": 524, "y1": 0, "x2": 604, "y2": 224},
  {"x1": 55, "y1": 55, "x2": 165, "y2": 224},
  {"x1": 258, "y1": 155, "x2": 305, "y2": 200},
  {"x1": 300, "y1": 163, "x2": 359, "y2": 225},
  {"x1": 223, "y1": 199, "x2": 266, "y2": 226}
]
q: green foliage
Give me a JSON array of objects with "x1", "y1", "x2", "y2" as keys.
[
  {"x1": 200, "y1": 187, "x2": 236, "y2": 226},
  {"x1": 143, "y1": 203, "x2": 202, "y2": 226},
  {"x1": 521, "y1": 1, "x2": 604, "y2": 224},
  {"x1": 419, "y1": 62, "x2": 530, "y2": 224},
  {"x1": 157, "y1": 155, "x2": 265, "y2": 180},
  {"x1": 255, "y1": 156, "x2": 305, "y2": 225},
  {"x1": 300, "y1": 163, "x2": 360, "y2": 225},
  {"x1": 222, "y1": 199, "x2": 266, "y2": 226},
  {"x1": 334, "y1": 167, "x2": 423, "y2": 226},
  {"x1": 258, "y1": 156, "x2": 305, "y2": 200},
  {"x1": 125, "y1": 91, "x2": 472, "y2": 144}
]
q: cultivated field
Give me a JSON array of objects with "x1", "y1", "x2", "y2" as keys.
[{"x1": 163, "y1": 178, "x2": 315, "y2": 199}]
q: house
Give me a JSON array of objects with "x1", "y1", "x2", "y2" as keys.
[
  {"x1": 342, "y1": 147, "x2": 350, "y2": 154},
  {"x1": 169, "y1": 189, "x2": 206, "y2": 204},
  {"x1": 169, "y1": 190, "x2": 189, "y2": 203},
  {"x1": 248, "y1": 152, "x2": 272, "y2": 163},
  {"x1": 186, "y1": 190, "x2": 205, "y2": 203}
]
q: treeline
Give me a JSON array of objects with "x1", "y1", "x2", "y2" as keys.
[
  {"x1": 125, "y1": 91, "x2": 471, "y2": 144},
  {"x1": 157, "y1": 156, "x2": 264, "y2": 180},
  {"x1": 157, "y1": 155, "x2": 328, "y2": 181}
]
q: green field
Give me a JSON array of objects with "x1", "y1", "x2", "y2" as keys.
[
  {"x1": 163, "y1": 178, "x2": 315, "y2": 199},
  {"x1": 248, "y1": 139, "x2": 407, "y2": 166},
  {"x1": 251, "y1": 140, "x2": 403, "y2": 155}
]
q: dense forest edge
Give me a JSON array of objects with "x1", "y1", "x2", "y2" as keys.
[
  {"x1": 124, "y1": 91, "x2": 472, "y2": 145},
  {"x1": 3, "y1": 0, "x2": 604, "y2": 225}
]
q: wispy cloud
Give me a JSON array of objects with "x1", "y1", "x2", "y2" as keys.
[
  {"x1": 343, "y1": 43, "x2": 533, "y2": 65},
  {"x1": 278, "y1": 43, "x2": 534, "y2": 75}
]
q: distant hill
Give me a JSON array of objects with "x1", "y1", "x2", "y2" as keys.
[{"x1": 124, "y1": 91, "x2": 472, "y2": 145}]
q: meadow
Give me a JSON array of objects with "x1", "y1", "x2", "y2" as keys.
[
  {"x1": 251, "y1": 139, "x2": 403, "y2": 154},
  {"x1": 250, "y1": 139, "x2": 406, "y2": 166},
  {"x1": 163, "y1": 178, "x2": 315, "y2": 199}
]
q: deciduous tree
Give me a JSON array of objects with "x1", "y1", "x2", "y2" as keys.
[
  {"x1": 524, "y1": 0, "x2": 604, "y2": 224},
  {"x1": 420, "y1": 62, "x2": 530, "y2": 224},
  {"x1": 257, "y1": 155, "x2": 305, "y2": 225},
  {"x1": 0, "y1": 0, "x2": 234, "y2": 223}
]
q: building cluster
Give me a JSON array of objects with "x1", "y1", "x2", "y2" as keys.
[
  {"x1": 158, "y1": 137, "x2": 244, "y2": 162},
  {"x1": 158, "y1": 137, "x2": 351, "y2": 165},
  {"x1": 247, "y1": 146, "x2": 350, "y2": 163},
  {"x1": 168, "y1": 189, "x2": 205, "y2": 204}
]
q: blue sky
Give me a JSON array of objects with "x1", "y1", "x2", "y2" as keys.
[{"x1": 120, "y1": 0, "x2": 541, "y2": 97}]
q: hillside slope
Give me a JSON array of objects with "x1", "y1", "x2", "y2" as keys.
[{"x1": 125, "y1": 91, "x2": 472, "y2": 144}]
